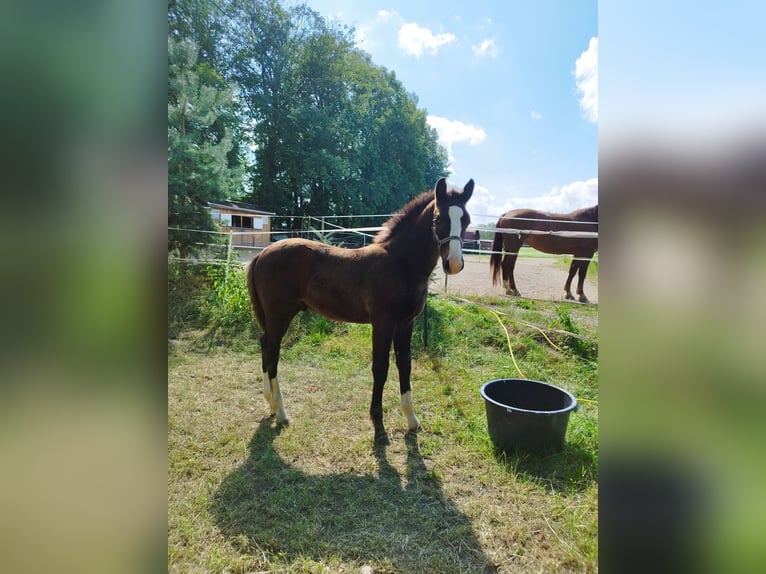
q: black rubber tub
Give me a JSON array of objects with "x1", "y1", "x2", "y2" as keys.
[{"x1": 480, "y1": 378, "x2": 578, "y2": 454}]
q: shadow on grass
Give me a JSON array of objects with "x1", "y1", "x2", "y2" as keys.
[
  {"x1": 494, "y1": 442, "x2": 598, "y2": 493},
  {"x1": 212, "y1": 418, "x2": 497, "y2": 573}
]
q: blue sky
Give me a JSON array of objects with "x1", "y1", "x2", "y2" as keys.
[
  {"x1": 293, "y1": 0, "x2": 598, "y2": 224},
  {"x1": 600, "y1": 1, "x2": 766, "y2": 145}
]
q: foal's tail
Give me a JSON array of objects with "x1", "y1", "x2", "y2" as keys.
[
  {"x1": 246, "y1": 254, "x2": 266, "y2": 333},
  {"x1": 490, "y1": 231, "x2": 504, "y2": 286}
]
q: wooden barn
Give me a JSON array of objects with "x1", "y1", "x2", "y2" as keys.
[{"x1": 207, "y1": 200, "x2": 275, "y2": 248}]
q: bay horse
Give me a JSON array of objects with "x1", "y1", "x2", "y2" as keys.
[
  {"x1": 246, "y1": 178, "x2": 474, "y2": 444},
  {"x1": 490, "y1": 205, "x2": 598, "y2": 303}
]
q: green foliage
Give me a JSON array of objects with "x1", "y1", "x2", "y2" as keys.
[
  {"x1": 171, "y1": 0, "x2": 449, "y2": 224},
  {"x1": 199, "y1": 261, "x2": 253, "y2": 341},
  {"x1": 556, "y1": 305, "x2": 597, "y2": 361},
  {"x1": 168, "y1": 35, "x2": 243, "y2": 257},
  {"x1": 168, "y1": 262, "x2": 211, "y2": 337}
]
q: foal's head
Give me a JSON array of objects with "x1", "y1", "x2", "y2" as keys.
[{"x1": 432, "y1": 178, "x2": 474, "y2": 274}]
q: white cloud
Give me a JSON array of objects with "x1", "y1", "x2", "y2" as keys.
[
  {"x1": 472, "y1": 38, "x2": 499, "y2": 58},
  {"x1": 474, "y1": 178, "x2": 598, "y2": 219},
  {"x1": 575, "y1": 37, "x2": 598, "y2": 123},
  {"x1": 530, "y1": 110, "x2": 542, "y2": 120},
  {"x1": 398, "y1": 23, "x2": 456, "y2": 57},
  {"x1": 426, "y1": 115, "x2": 486, "y2": 172},
  {"x1": 354, "y1": 24, "x2": 371, "y2": 49},
  {"x1": 377, "y1": 10, "x2": 397, "y2": 22},
  {"x1": 531, "y1": 178, "x2": 599, "y2": 213},
  {"x1": 462, "y1": 183, "x2": 499, "y2": 219}
]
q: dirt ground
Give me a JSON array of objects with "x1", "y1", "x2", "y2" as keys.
[{"x1": 430, "y1": 254, "x2": 599, "y2": 304}]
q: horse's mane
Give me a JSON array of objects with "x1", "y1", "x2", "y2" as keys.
[{"x1": 373, "y1": 191, "x2": 434, "y2": 245}]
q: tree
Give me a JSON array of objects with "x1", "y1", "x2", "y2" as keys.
[
  {"x1": 169, "y1": 0, "x2": 449, "y2": 227},
  {"x1": 168, "y1": 36, "x2": 242, "y2": 256},
  {"x1": 226, "y1": 0, "x2": 448, "y2": 220}
]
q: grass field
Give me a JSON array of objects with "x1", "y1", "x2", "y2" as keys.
[{"x1": 168, "y1": 292, "x2": 598, "y2": 573}]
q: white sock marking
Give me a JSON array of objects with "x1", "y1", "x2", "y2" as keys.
[
  {"x1": 269, "y1": 378, "x2": 287, "y2": 423},
  {"x1": 263, "y1": 371, "x2": 272, "y2": 403},
  {"x1": 401, "y1": 390, "x2": 421, "y2": 430}
]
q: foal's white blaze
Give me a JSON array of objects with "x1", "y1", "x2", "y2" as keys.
[
  {"x1": 446, "y1": 205, "x2": 465, "y2": 274},
  {"x1": 401, "y1": 390, "x2": 421, "y2": 430}
]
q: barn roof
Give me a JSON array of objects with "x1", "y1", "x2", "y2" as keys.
[{"x1": 206, "y1": 200, "x2": 275, "y2": 216}]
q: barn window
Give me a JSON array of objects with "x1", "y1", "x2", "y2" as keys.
[{"x1": 231, "y1": 215, "x2": 254, "y2": 228}]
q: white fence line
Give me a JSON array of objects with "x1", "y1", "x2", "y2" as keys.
[
  {"x1": 169, "y1": 226, "x2": 599, "y2": 267},
  {"x1": 170, "y1": 209, "x2": 599, "y2": 270}
]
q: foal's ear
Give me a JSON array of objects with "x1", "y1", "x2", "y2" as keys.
[
  {"x1": 434, "y1": 177, "x2": 448, "y2": 203},
  {"x1": 462, "y1": 179, "x2": 474, "y2": 201}
]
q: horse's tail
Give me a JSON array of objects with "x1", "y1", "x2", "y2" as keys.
[
  {"x1": 490, "y1": 231, "x2": 504, "y2": 286},
  {"x1": 246, "y1": 254, "x2": 266, "y2": 333}
]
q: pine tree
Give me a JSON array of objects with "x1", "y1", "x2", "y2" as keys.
[{"x1": 168, "y1": 36, "x2": 241, "y2": 257}]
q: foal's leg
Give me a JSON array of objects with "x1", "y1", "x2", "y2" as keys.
[
  {"x1": 394, "y1": 320, "x2": 421, "y2": 432},
  {"x1": 261, "y1": 314, "x2": 295, "y2": 424},
  {"x1": 371, "y1": 320, "x2": 395, "y2": 445}
]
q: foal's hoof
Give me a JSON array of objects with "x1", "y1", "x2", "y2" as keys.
[
  {"x1": 578, "y1": 295, "x2": 590, "y2": 304},
  {"x1": 408, "y1": 420, "x2": 422, "y2": 432},
  {"x1": 374, "y1": 432, "x2": 391, "y2": 446}
]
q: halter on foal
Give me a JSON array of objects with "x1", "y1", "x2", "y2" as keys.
[{"x1": 247, "y1": 178, "x2": 474, "y2": 444}]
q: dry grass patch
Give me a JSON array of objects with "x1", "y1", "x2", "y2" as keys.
[{"x1": 169, "y1": 296, "x2": 597, "y2": 573}]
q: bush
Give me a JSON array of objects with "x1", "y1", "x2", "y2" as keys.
[
  {"x1": 168, "y1": 262, "x2": 211, "y2": 337},
  {"x1": 168, "y1": 256, "x2": 254, "y2": 343},
  {"x1": 199, "y1": 261, "x2": 253, "y2": 340}
]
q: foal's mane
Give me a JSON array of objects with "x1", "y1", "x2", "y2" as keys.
[{"x1": 373, "y1": 191, "x2": 434, "y2": 245}]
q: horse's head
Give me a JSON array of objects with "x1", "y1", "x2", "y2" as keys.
[{"x1": 432, "y1": 177, "x2": 474, "y2": 274}]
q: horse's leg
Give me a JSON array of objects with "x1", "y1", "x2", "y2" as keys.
[
  {"x1": 576, "y1": 258, "x2": 592, "y2": 303},
  {"x1": 501, "y1": 254, "x2": 510, "y2": 292},
  {"x1": 503, "y1": 237, "x2": 521, "y2": 297},
  {"x1": 371, "y1": 320, "x2": 395, "y2": 445},
  {"x1": 564, "y1": 259, "x2": 578, "y2": 300},
  {"x1": 394, "y1": 320, "x2": 420, "y2": 432}
]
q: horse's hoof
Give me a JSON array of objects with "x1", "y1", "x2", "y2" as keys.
[
  {"x1": 375, "y1": 432, "x2": 391, "y2": 446},
  {"x1": 579, "y1": 297, "x2": 589, "y2": 304},
  {"x1": 564, "y1": 293, "x2": 574, "y2": 301}
]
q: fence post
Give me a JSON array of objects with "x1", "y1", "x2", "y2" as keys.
[{"x1": 225, "y1": 230, "x2": 233, "y2": 287}]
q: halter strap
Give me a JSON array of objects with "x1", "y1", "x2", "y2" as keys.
[{"x1": 432, "y1": 220, "x2": 463, "y2": 247}]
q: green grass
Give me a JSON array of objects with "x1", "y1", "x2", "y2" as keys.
[{"x1": 168, "y1": 294, "x2": 597, "y2": 573}]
